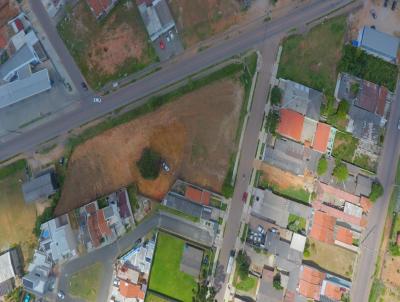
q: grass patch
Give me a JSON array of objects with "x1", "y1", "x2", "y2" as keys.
[
  {"x1": 69, "y1": 262, "x2": 103, "y2": 302},
  {"x1": 278, "y1": 15, "x2": 346, "y2": 94},
  {"x1": 241, "y1": 223, "x2": 249, "y2": 243},
  {"x1": 149, "y1": 233, "x2": 197, "y2": 302},
  {"x1": 221, "y1": 153, "x2": 235, "y2": 198},
  {"x1": 145, "y1": 292, "x2": 170, "y2": 302},
  {"x1": 57, "y1": 1, "x2": 157, "y2": 90},
  {"x1": 235, "y1": 274, "x2": 258, "y2": 292},
  {"x1": 332, "y1": 131, "x2": 358, "y2": 162},
  {"x1": 37, "y1": 143, "x2": 57, "y2": 155},
  {"x1": 339, "y1": 45, "x2": 398, "y2": 92},
  {"x1": 354, "y1": 154, "x2": 376, "y2": 172},
  {"x1": 369, "y1": 279, "x2": 385, "y2": 302},
  {"x1": 287, "y1": 214, "x2": 306, "y2": 233},
  {"x1": 0, "y1": 159, "x2": 27, "y2": 181},
  {"x1": 127, "y1": 184, "x2": 139, "y2": 211},
  {"x1": 156, "y1": 204, "x2": 199, "y2": 223}
]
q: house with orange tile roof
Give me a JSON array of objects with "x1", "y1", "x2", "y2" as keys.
[
  {"x1": 298, "y1": 265, "x2": 351, "y2": 301},
  {"x1": 118, "y1": 280, "x2": 145, "y2": 301},
  {"x1": 277, "y1": 109, "x2": 305, "y2": 141},
  {"x1": 312, "y1": 122, "x2": 335, "y2": 154},
  {"x1": 86, "y1": 0, "x2": 118, "y2": 19},
  {"x1": 309, "y1": 211, "x2": 336, "y2": 244}
]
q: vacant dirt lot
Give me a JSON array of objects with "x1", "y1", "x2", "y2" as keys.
[
  {"x1": 168, "y1": 0, "x2": 243, "y2": 47},
  {"x1": 259, "y1": 162, "x2": 314, "y2": 192},
  {"x1": 0, "y1": 171, "x2": 37, "y2": 264},
  {"x1": 55, "y1": 79, "x2": 243, "y2": 215},
  {"x1": 382, "y1": 254, "x2": 400, "y2": 288},
  {"x1": 305, "y1": 238, "x2": 356, "y2": 278},
  {"x1": 58, "y1": 0, "x2": 156, "y2": 88}
]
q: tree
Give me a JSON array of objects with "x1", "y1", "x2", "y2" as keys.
[
  {"x1": 369, "y1": 181, "x2": 384, "y2": 202},
  {"x1": 236, "y1": 251, "x2": 250, "y2": 279},
  {"x1": 333, "y1": 162, "x2": 348, "y2": 182},
  {"x1": 270, "y1": 86, "x2": 282, "y2": 105},
  {"x1": 317, "y1": 156, "x2": 328, "y2": 176},
  {"x1": 273, "y1": 273, "x2": 283, "y2": 290},
  {"x1": 265, "y1": 111, "x2": 280, "y2": 135},
  {"x1": 193, "y1": 282, "x2": 216, "y2": 302},
  {"x1": 136, "y1": 148, "x2": 161, "y2": 180},
  {"x1": 350, "y1": 82, "x2": 360, "y2": 96},
  {"x1": 336, "y1": 100, "x2": 350, "y2": 119}
]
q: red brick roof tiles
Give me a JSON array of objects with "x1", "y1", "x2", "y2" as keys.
[
  {"x1": 277, "y1": 109, "x2": 304, "y2": 141},
  {"x1": 312, "y1": 123, "x2": 331, "y2": 153},
  {"x1": 323, "y1": 282, "x2": 343, "y2": 301},
  {"x1": 119, "y1": 280, "x2": 145, "y2": 299},
  {"x1": 298, "y1": 266, "x2": 325, "y2": 300},
  {"x1": 185, "y1": 186, "x2": 210, "y2": 206},
  {"x1": 318, "y1": 182, "x2": 360, "y2": 205},
  {"x1": 313, "y1": 200, "x2": 364, "y2": 227},
  {"x1": 335, "y1": 226, "x2": 353, "y2": 245},
  {"x1": 310, "y1": 211, "x2": 336, "y2": 244}
]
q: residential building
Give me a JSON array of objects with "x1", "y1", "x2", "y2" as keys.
[
  {"x1": 180, "y1": 244, "x2": 203, "y2": 278},
  {"x1": 0, "y1": 69, "x2": 52, "y2": 110},
  {"x1": 118, "y1": 280, "x2": 145, "y2": 302},
  {"x1": 263, "y1": 138, "x2": 320, "y2": 176},
  {"x1": 22, "y1": 171, "x2": 58, "y2": 204},
  {"x1": 251, "y1": 189, "x2": 312, "y2": 228},
  {"x1": 39, "y1": 214, "x2": 78, "y2": 263},
  {"x1": 23, "y1": 250, "x2": 52, "y2": 296},
  {"x1": 278, "y1": 79, "x2": 323, "y2": 121},
  {"x1": 0, "y1": 248, "x2": 22, "y2": 297},
  {"x1": 277, "y1": 108, "x2": 304, "y2": 142},
  {"x1": 120, "y1": 239, "x2": 155, "y2": 276},
  {"x1": 298, "y1": 265, "x2": 351, "y2": 301},
  {"x1": 0, "y1": 44, "x2": 39, "y2": 81},
  {"x1": 86, "y1": 0, "x2": 119, "y2": 18},
  {"x1": 357, "y1": 26, "x2": 399, "y2": 63},
  {"x1": 137, "y1": 0, "x2": 176, "y2": 42},
  {"x1": 10, "y1": 29, "x2": 47, "y2": 61}
]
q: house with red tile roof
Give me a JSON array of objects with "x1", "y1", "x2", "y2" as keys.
[
  {"x1": 312, "y1": 122, "x2": 332, "y2": 153},
  {"x1": 277, "y1": 109, "x2": 305, "y2": 141},
  {"x1": 119, "y1": 280, "x2": 145, "y2": 301},
  {"x1": 298, "y1": 265, "x2": 351, "y2": 301},
  {"x1": 335, "y1": 226, "x2": 353, "y2": 245},
  {"x1": 309, "y1": 211, "x2": 336, "y2": 244},
  {"x1": 185, "y1": 186, "x2": 210, "y2": 206},
  {"x1": 86, "y1": 0, "x2": 118, "y2": 18}
]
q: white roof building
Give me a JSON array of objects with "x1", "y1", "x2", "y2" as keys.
[
  {"x1": 290, "y1": 233, "x2": 307, "y2": 253},
  {"x1": 0, "y1": 252, "x2": 15, "y2": 284}
]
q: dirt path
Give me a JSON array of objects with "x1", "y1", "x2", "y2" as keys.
[{"x1": 55, "y1": 79, "x2": 243, "y2": 215}]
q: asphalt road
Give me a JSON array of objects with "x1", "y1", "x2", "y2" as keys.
[
  {"x1": 58, "y1": 212, "x2": 214, "y2": 302},
  {"x1": 0, "y1": 0, "x2": 354, "y2": 161},
  {"x1": 351, "y1": 80, "x2": 400, "y2": 301}
]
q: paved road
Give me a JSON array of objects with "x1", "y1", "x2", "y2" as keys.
[
  {"x1": 58, "y1": 212, "x2": 215, "y2": 302},
  {"x1": 351, "y1": 80, "x2": 400, "y2": 301},
  {"x1": 0, "y1": 0, "x2": 353, "y2": 161}
]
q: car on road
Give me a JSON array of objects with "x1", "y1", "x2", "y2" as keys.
[
  {"x1": 81, "y1": 82, "x2": 88, "y2": 90},
  {"x1": 226, "y1": 250, "x2": 235, "y2": 274},
  {"x1": 57, "y1": 291, "x2": 65, "y2": 299},
  {"x1": 159, "y1": 40, "x2": 165, "y2": 49},
  {"x1": 169, "y1": 30, "x2": 174, "y2": 40},
  {"x1": 242, "y1": 192, "x2": 248, "y2": 203},
  {"x1": 93, "y1": 97, "x2": 102, "y2": 103}
]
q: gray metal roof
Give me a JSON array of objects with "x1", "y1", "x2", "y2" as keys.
[
  {"x1": 359, "y1": 26, "x2": 399, "y2": 62},
  {"x1": 138, "y1": 0, "x2": 175, "y2": 41},
  {"x1": 355, "y1": 174, "x2": 372, "y2": 197},
  {"x1": 257, "y1": 272, "x2": 283, "y2": 302},
  {"x1": 163, "y1": 192, "x2": 203, "y2": 218},
  {"x1": 22, "y1": 172, "x2": 57, "y2": 203},
  {"x1": 251, "y1": 190, "x2": 312, "y2": 228},
  {"x1": 180, "y1": 245, "x2": 203, "y2": 277},
  {"x1": 279, "y1": 79, "x2": 323, "y2": 121},
  {"x1": 347, "y1": 105, "x2": 382, "y2": 141},
  {"x1": 0, "y1": 69, "x2": 51, "y2": 110},
  {"x1": 0, "y1": 44, "x2": 37, "y2": 80}
]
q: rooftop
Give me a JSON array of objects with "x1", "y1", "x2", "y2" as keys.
[
  {"x1": 277, "y1": 109, "x2": 305, "y2": 141},
  {"x1": 312, "y1": 123, "x2": 331, "y2": 153},
  {"x1": 359, "y1": 26, "x2": 399, "y2": 62},
  {"x1": 298, "y1": 266, "x2": 325, "y2": 300},
  {"x1": 119, "y1": 280, "x2": 145, "y2": 299},
  {"x1": 355, "y1": 174, "x2": 372, "y2": 197},
  {"x1": 180, "y1": 244, "x2": 203, "y2": 277},
  {"x1": 309, "y1": 211, "x2": 336, "y2": 244},
  {"x1": 335, "y1": 226, "x2": 353, "y2": 245},
  {"x1": 185, "y1": 186, "x2": 210, "y2": 206},
  {"x1": 22, "y1": 171, "x2": 57, "y2": 204},
  {"x1": 0, "y1": 251, "x2": 15, "y2": 284},
  {"x1": 347, "y1": 102, "x2": 383, "y2": 142},
  {"x1": 0, "y1": 44, "x2": 37, "y2": 81},
  {"x1": 279, "y1": 79, "x2": 323, "y2": 120},
  {"x1": 257, "y1": 268, "x2": 283, "y2": 302}
]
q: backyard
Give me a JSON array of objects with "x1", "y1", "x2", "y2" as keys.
[
  {"x1": 57, "y1": 0, "x2": 157, "y2": 89},
  {"x1": 148, "y1": 232, "x2": 198, "y2": 301},
  {"x1": 145, "y1": 292, "x2": 170, "y2": 302},
  {"x1": 55, "y1": 64, "x2": 248, "y2": 215},
  {"x1": 277, "y1": 15, "x2": 347, "y2": 95},
  {"x1": 332, "y1": 131, "x2": 359, "y2": 163},
  {"x1": 0, "y1": 160, "x2": 37, "y2": 265},
  {"x1": 304, "y1": 238, "x2": 356, "y2": 278},
  {"x1": 69, "y1": 262, "x2": 103, "y2": 302},
  {"x1": 257, "y1": 164, "x2": 313, "y2": 204}
]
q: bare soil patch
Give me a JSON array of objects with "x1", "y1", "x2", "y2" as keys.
[
  {"x1": 259, "y1": 163, "x2": 314, "y2": 191},
  {"x1": 55, "y1": 79, "x2": 243, "y2": 215},
  {"x1": 382, "y1": 254, "x2": 400, "y2": 288}
]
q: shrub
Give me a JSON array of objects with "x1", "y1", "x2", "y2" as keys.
[
  {"x1": 338, "y1": 45, "x2": 398, "y2": 91},
  {"x1": 236, "y1": 251, "x2": 250, "y2": 280},
  {"x1": 317, "y1": 156, "x2": 328, "y2": 175},
  {"x1": 336, "y1": 100, "x2": 350, "y2": 119},
  {"x1": 273, "y1": 274, "x2": 283, "y2": 290},
  {"x1": 33, "y1": 206, "x2": 54, "y2": 237},
  {"x1": 136, "y1": 148, "x2": 161, "y2": 180},
  {"x1": 270, "y1": 86, "x2": 282, "y2": 105},
  {"x1": 370, "y1": 181, "x2": 384, "y2": 202},
  {"x1": 265, "y1": 111, "x2": 280, "y2": 135},
  {"x1": 350, "y1": 82, "x2": 360, "y2": 95},
  {"x1": 333, "y1": 162, "x2": 348, "y2": 182}
]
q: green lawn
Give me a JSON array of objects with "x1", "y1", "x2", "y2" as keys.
[
  {"x1": 332, "y1": 131, "x2": 359, "y2": 162},
  {"x1": 69, "y1": 262, "x2": 103, "y2": 302},
  {"x1": 233, "y1": 266, "x2": 258, "y2": 294},
  {"x1": 278, "y1": 15, "x2": 346, "y2": 95},
  {"x1": 57, "y1": 0, "x2": 157, "y2": 89},
  {"x1": 145, "y1": 292, "x2": 170, "y2": 302},
  {"x1": 149, "y1": 233, "x2": 198, "y2": 302}
]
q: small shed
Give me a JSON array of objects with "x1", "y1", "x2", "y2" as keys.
[{"x1": 22, "y1": 171, "x2": 58, "y2": 204}]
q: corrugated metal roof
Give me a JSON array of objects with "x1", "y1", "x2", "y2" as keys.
[
  {"x1": 360, "y1": 26, "x2": 399, "y2": 62},
  {"x1": 22, "y1": 172, "x2": 57, "y2": 203},
  {"x1": 0, "y1": 69, "x2": 51, "y2": 110},
  {"x1": 0, "y1": 252, "x2": 15, "y2": 283},
  {"x1": 0, "y1": 44, "x2": 36, "y2": 80}
]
